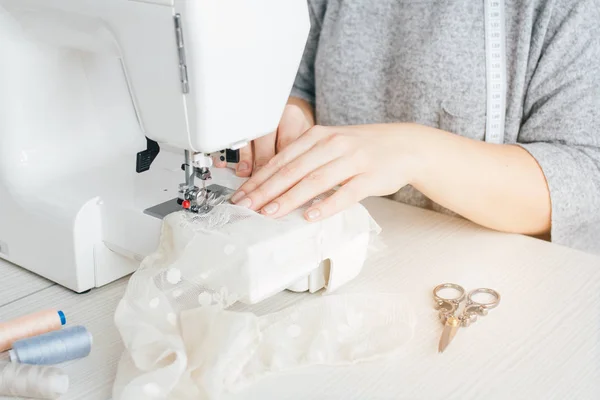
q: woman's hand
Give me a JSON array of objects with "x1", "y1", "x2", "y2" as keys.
[
  {"x1": 214, "y1": 97, "x2": 315, "y2": 177},
  {"x1": 229, "y1": 123, "x2": 420, "y2": 221},
  {"x1": 228, "y1": 121, "x2": 551, "y2": 236}
]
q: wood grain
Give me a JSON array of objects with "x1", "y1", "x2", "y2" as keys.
[
  {"x1": 0, "y1": 278, "x2": 129, "y2": 400},
  {"x1": 1, "y1": 197, "x2": 599, "y2": 400},
  {"x1": 0, "y1": 259, "x2": 54, "y2": 306}
]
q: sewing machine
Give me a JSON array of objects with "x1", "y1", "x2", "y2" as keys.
[{"x1": 0, "y1": 0, "x2": 310, "y2": 293}]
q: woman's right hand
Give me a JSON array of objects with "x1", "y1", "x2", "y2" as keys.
[{"x1": 213, "y1": 97, "x2": 315, "y2": 177}]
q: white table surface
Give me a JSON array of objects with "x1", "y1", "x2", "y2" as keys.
[{"x1": 1, "y1": 197, "x2": 600, "y2": 400}]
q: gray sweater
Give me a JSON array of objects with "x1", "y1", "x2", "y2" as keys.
[{"x1": 290, "y1": 0, "x2": 600, "y2": 255}]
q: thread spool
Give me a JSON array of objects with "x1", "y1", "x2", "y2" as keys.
[
  {"x1": 0, "y1": 361, "x2": 69, "y2": 400},
  {"x1": 9, "y1": 325, "x2": 93, "y2": 365},
  {"x1": 0, "y1": 309, "x2": 66, "y2": 352}
]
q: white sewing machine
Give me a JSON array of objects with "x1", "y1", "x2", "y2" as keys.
[{"x1": 0, "y1": 0, "x2": 310, "y2": 293}]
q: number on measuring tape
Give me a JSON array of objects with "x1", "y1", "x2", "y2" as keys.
[{"x1": 484, "y1": 0, "x2": 506, "y2": 144}]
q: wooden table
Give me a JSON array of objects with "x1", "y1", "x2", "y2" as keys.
[{"x1": 1, "y1": 197, "x2": 600, "y2": 400}]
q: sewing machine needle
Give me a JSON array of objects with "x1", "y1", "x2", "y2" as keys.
[{"x1": 438, "y1": 315, "x2": 460, "y2": 353}]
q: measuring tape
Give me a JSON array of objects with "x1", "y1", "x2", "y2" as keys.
[{"x1": 484, "y1": 0, "x2": 507, "y2": 144}]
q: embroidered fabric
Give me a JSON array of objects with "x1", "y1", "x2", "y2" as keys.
[{"x1": 113, "y1": 201, "x2": 415, "y2": 400}]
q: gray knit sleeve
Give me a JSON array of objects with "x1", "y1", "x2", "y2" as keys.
[
  {"x1": 289, "y1": 0, "x2": 327, "y2": 106},
  {"x1": 517, "y1": 1, "x2": 600, "y2": 255}
]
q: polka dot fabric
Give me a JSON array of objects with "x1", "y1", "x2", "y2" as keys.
[{"x1": 113, "y1": 203, "x2": 414, "y2": 400}]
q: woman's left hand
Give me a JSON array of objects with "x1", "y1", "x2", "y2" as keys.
[{"x1": 229, "y1": 123, "x2": 421, "y2": 221}]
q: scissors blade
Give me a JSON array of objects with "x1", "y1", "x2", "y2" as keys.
[{"x1": 438, "y1": 315, "x2": 460, "y2": 353}]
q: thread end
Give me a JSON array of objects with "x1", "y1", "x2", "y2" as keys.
[{"x1": 58, "y1": 310, "x2": 66, "y2": 325}]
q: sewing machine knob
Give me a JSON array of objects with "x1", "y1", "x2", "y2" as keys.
[{"x1": 182, "y1": 200, "x2": 191, "y2": 209}]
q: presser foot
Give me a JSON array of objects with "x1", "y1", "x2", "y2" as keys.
[
  {"x1": 143, "y1": 184, "x2": 235, "y2": 220},
  {"x1": 178, "y1": 183, "x2": 234, "y2": 215}
]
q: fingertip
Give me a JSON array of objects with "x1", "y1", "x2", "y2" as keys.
[
  {"x1": 261, "y1": 202, "x2": 279, "y2": 216},
  {"x1": 236, "y1": 162, "x2": 252, "y2": 177},
  {"x1": 236, "y1": 197, "x2": 252, "y2": 209},
  {"x1": 230, "y1": 191, "x2": 246, "y2": 204},
  {"x1": 305, "y1": 208, "x2": 322, "y2": 222}
]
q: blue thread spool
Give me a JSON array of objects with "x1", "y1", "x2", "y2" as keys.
[{"x1": 8, "y1": 325, "x2": 93, "y2": 365}]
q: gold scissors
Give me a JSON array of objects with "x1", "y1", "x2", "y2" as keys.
[{"x1": 433, "y1": 283, "x2": 501, "y2": 353}]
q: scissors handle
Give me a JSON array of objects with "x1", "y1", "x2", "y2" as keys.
[
  {"x1": 433, "y1": 283, "x2": 465, "y2": 322},
  {"x1": 458, "y1": 288, "x2": 501, "y2": 327},
  {"x1": 434, "y1": 284, "x2": 501, "y2": 352}
]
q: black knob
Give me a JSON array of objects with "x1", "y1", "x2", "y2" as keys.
[{"x1": 225, "y1": 149, "x2": 240, "y2": 163}]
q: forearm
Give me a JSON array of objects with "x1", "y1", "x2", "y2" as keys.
[{"x1": 408, "y1": 124, "x2": 552, "y2": 236}]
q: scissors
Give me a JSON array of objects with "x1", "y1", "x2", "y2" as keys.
[{"x1": 433, "y1": 283, "x2": 501, "y2": 353}]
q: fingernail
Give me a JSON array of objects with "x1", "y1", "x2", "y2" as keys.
[
  {"x1": 230, "y1": 191, "x2": 245, "y2": 203},
  {"x1": 306, "y1": 208, "x2": 321, "y2": 220},
  {"x1": 262, "y1": 202, "x2": 279, "y2": 215},
  {"x1": 237, "y1": 198, "x2": 252, "y2": 209},
  {"x1": 237, "y1": 162, "x2": 249, "y2": 172}
]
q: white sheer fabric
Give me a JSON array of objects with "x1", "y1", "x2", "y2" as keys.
[{"x1": 113, "y1": 202, "x2": 415, "y2": 399}]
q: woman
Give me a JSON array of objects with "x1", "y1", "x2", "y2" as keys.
[{"x1": 216, "y1": 0, "x2": 600, "y2": 255}]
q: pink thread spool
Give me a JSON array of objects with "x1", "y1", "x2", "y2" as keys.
[{"x1": 0, "y1": 310, "x2": 66, "y2": 352}]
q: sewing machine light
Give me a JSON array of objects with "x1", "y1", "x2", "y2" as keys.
[{"x1": 191, "y1": 153, "x2": 213, "y2": 169}]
